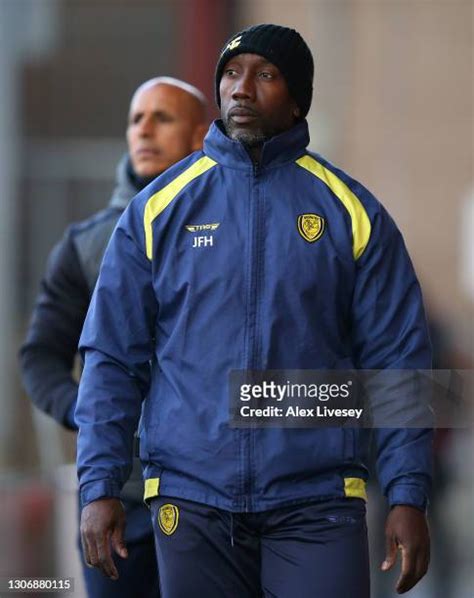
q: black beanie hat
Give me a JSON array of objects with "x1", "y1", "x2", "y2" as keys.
[{"x1": 215, "y1": 24, "x2": 314, "y2": 118}]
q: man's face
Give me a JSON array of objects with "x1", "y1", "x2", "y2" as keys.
[
  {"x1": 127, "y1": 83, "x2": 204, "y2": 178},
  {"x1": 220, "y1": 53, "x2": 299, "y2": 146}
]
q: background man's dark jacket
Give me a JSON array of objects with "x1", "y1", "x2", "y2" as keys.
[{"x1": 20, "y1": 155, "x2": 150, "y2": 537}]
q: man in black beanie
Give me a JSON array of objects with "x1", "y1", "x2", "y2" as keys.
[
  {"x1": 215, "y1": 23, "x2": 315, "y2": 133},
  {"x1": 77, "y1": 24, "x2": 432, "y2": 597}
]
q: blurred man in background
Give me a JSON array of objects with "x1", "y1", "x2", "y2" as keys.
[
  {"x1": 19, "y1": 76, "x2": 207, "y2": 597},
  {"x1": 76, "y1": 24, "x2": 432, "y2": 597}
]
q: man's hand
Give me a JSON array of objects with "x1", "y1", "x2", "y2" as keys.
[
  {"x1": 80, "y1": 497, "x2": 128, "y2": 580},
  {"x1": 381, "y1": 505, "x2": 430, "y2": 594}
]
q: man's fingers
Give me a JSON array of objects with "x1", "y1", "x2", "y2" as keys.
[
  {"x1": 381, "y1": 534, "x2": 398, "y2": 571},
  {"x1": 396, "y1": 542, "x2": 429, "y2": 594},
  {"x1": 111, "y1": 525, "x2": 128, "y2": 559},
  {"x1": 82, "y1": 528, "x2": 118, "y2": 580},
  {"x1": 395, "y1": 544, "x2": 412, "y2": 593},
  {"x1": 417, "y1": 544, "x2": 430, "y2": 580},
  {"x1": 401, "y1": 544, "x2": 429, "y2": 593},
  {"x1": 80, "y1": 529, "x2": 97, "y2": 568},
  {"x1": 96, "y1": 532, "x2": 119, "y2": 580},
  {"x1": 395, "y1": 538, "x2": 430, "y2": 594},
  {"x1": 383, "y1": 505, "x2": 430, "y2": 593},
  {"x1": 80, "y1": 498, "x2": 125, "y2": 579}
]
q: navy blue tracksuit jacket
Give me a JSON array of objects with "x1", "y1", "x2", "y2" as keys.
[{"x1": 76, "y1": 120, "x2": 432, "y2": 514}]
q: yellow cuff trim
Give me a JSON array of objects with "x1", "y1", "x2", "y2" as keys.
[
  {"x1": 295, "y1": 155, "x2": 371, "y2": 259},
  {"x1": 144, "y1": 477, "x2": 160, "y2": 503},
  {"x1": 344, "y1": 477, "x2": 367, "y2": 500},
  {"x1": 144, "y1": 156, "x2": 217, "y2": 260}
]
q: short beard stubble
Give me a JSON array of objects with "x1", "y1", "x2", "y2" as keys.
[{"x1": 223, "y1": 116, "x2": 278, "y2": 149}]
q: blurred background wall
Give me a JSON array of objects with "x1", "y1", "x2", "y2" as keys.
[{"x1": 0, "y1": 0, "x2": 472, "y2": 596}]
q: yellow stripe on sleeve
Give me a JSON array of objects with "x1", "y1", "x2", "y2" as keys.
[
  {"x1": 144, "y1": 156, "x2": 217, "y2": 259},
  {"x1": 344, "y1": 477, "x2": 368, "y2": 500},
  {"x1": 144, "y1": 477, "x2": 160, "y2": 504},
  {"x1": 295, "y1": 155, "x2": 371, "y2": 259}
]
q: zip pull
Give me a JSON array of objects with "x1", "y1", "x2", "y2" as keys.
[{"x1": 253, "y1": 162, "x2": 260, "y2": 177}]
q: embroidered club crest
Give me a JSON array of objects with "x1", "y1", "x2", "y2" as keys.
[
  {"x1": 158, "y1": 504, "x2": 179, "y2": 536},
  {"x1": 297, "y1": 213, "x2": 325, "y2": 243}
]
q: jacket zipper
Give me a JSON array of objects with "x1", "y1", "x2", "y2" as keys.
[{"x1": 243, "y1": 161, "x2": 262, "y2": 511}]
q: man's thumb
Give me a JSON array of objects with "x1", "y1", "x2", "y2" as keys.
[{"x1": 381, "y1": 535, "x2": 397, "y2": 571}]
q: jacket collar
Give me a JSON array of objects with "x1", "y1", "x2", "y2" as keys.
[
  {"x1": 203, "y1": 119, "x2": 310, "y2": 171},
  {"x1": 108, "y1": 154, "x2": 141, "y2": 209}
]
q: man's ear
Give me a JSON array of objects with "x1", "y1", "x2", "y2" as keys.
[
  {"x1": 191, "y1": 123, "x2": 208, "y2": 151},
  {"x1": 293, "y1": 104, "x2": 302, "y2": 120}
]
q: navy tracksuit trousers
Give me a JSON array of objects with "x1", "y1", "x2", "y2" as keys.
[{"x1": 150, "y1": 496, "x2": 370, "y2": 598}]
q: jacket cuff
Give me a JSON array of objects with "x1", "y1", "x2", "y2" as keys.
[
  {"x1": 387, "y1": 483, "x2": 428, "y2": 512},
  {"x1": 80, "y1": 479, "x2": 122, "y2": 509}
]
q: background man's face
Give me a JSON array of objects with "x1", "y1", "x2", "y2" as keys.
[
  {"x1": 220, "y1": 53, "x2": 299, "y2": 147},
  {"x1": 127, "y1": 83, "x2": 204, "y2": 177}
]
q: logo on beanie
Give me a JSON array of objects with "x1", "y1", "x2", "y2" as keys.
[
  {"x1": 158, "y1": 504, "x2": 179, "y2": 536},
  {"x1": 297, "y1": 214, "x2": 325, "y2": 243},
  {"x1": 225, "y1": 35, "x2": 242, "y2": 53}
]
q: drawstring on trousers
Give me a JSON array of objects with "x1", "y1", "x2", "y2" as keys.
[{"x1": 229, "y1": 512, "x2": 235, "y2": 547}]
